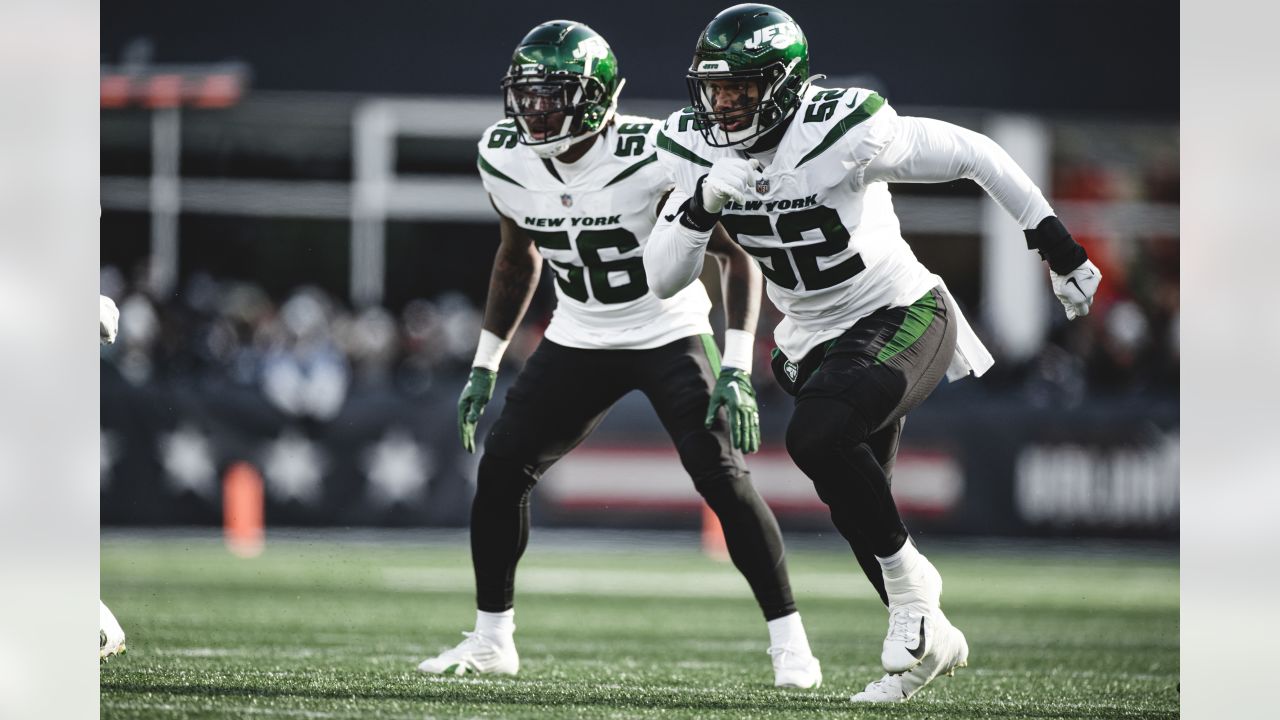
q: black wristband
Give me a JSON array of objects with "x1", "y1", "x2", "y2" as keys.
[
  {"x1": 678, "y1": 174, "x2": 719, "y2": 232},
  {"x1": 1024, "y1": 216, "x2": 1088, "y2": 274}
]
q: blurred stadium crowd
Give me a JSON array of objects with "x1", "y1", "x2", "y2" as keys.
[
  {"x1": 99, "y1": 267, "x2": 483, "y2": 420},
  {"x1": 100, "y1": 221, "x2": 1177, "y2": 425}
]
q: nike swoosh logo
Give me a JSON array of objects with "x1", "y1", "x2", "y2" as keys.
[
  {"x1": 907, "y1": 618, "x2": 927, "y2": 659},
  {"x1": 1066, "y1": 277, "x2": 1084, "y2": 296},
  {"x1": 664, "y1": 214, "x2": 677, "y2": 222}
]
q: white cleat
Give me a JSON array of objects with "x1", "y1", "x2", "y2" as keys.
[
  {"x1": 852, "y1": 613, "x2": 969, "y2": 703},
  {"x1": 851, "y1": 672, "x2": 908, "y2": 703},
  {"x1": 416, "y1": 631, "x2": 519, "y2": 677},
  {"x1": 769, "y1": 645, "x2": 822, "y2": 688},
  {"x1": 881, "y1": 554, "x2": 943, "y2": 673},
  {"x1": 99, "y1": 601, "x2": 127, "y2": 663}
]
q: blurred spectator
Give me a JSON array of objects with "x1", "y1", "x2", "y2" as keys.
[
  {"x1": 115, "y1": 292, "x2": 159, "y2": 385},
  {"x1": 261, "y1": 287, "x2": 349, "y2": 420},
  {"x1": 342, "y1": 305, "x2": 398, "y2": 388},
  {"x1": 1088, "y1": 298, "x2": 1150, "y2": 393}
]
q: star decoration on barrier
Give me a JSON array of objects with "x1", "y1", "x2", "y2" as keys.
[
  {"x1": 159, "y1": 424, "x2": 218, "y2": 501},
  {"x1": 363, "y1": 427, "x2": 433, "y2": 508},
  {"x1": 262, "y1": 428, "x2": 327, "y2": 506}
]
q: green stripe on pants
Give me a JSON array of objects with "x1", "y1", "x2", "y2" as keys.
[
  {"x1": 699, "y1": 334, "x2": 722, "y2": 375},
  {"x1": 875, "y1": 292, "x2": 938, "y2": 364}
]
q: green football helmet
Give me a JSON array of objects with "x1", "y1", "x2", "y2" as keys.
[
  {"x1": 500, "y1": 20, "x2": 626, "y2": 158},
  {"x1": 686, "y1": 4, "x2": 811, "y2": 148}
]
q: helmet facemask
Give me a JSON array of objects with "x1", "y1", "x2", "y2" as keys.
[
  {"x1": 687, "y1": 56, "x2": 802, "y2": 148},
  {"x1": 502, "y1": 67, "x2": 622, "y2": 159}
]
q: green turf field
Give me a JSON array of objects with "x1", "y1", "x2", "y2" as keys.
[{"x1": 101, "y1": 532, "x2": 1178, "y2": 719}]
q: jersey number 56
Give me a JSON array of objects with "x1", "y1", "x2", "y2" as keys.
[{"x1": 525, "y1": 228, "x2": 648, "y2": 305}]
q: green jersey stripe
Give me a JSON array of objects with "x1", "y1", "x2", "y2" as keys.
[
  {"x1": 656, "y1": 132, "x2": 713, "y2": 168},
  {"x1": 541, "y1": 158, "x2": 564, "y2": 183},
  {"x1": 876, "y1": 291, "x2": 938, "y2": 364},
  {"x1": 604, "y1": 153, "x2": 659, "y2": 187},
  {"x1": 476, "y1": 155, "x2": 525, "y2": 188},
  {"x1": 796, "y1": 92, "x2": 886, "y2": 168}
]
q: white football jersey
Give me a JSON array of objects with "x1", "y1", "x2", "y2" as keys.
[
  {"x1": 657, "y1": 86, "x2": 942, "y2": 362},
  {"x1": 478, "y1": 115, "x2": 712, "y2": 350}
]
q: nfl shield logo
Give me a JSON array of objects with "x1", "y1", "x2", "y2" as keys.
[
  {"x1": 561, "y1": 193, "x2": 573, "y2": 208},
  {"x1": 755, "y1": 177, "x2": 770, "y2": 195}
]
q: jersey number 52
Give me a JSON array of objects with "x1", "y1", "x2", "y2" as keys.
[{"x1": 720, "y1": 206, "x2": 865, "y2": 292}]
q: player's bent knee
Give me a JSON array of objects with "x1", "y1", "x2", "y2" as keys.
[
  {"x1": 785, "y1": 400, "x2": 850, "y2": 469},
  {"x1": 787, "y1": 394, "x2": 880, "y2": 468},
  {"x1": 690, "y1": 467, "x2": 755, "y2": 506},
  {"x1": 676, "y1": 431, "x2": 744, "y2": 484},
  {"x1": 475, "y1": 452, "x2": 538, "y2": 503}
]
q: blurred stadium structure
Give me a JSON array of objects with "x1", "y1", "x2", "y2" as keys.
[{"x1": 100, "y1": 1, "x2": 1178, "y2": 539}]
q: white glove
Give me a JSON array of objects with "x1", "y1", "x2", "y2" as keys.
[
  {"x1": 700, "y1": 157, "x2": 761, "y2": 214},
  {"x1": 100, "y1": 295, "x2": 120, "y2": 345},
  {"x1": 1050, "y1": 259, "x2": 1101, "y2": 320}
]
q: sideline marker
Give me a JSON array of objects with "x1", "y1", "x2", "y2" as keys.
[
  {"x1": 223, "y1": 462, "x2": 264, "y2": 558},
  {"x1": 701, "y1": 503, "x2": 729, "y2": 561}
]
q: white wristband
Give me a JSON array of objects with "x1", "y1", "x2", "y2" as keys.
[
  {"x1": 721, "y1": 329, "x2": 754, "y2": 374},
  {"x1": 472, "y1": 329, "x2": 510, "y2": 372}
]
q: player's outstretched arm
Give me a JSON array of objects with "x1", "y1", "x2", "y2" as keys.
[
  {"x1": 643, "y1": 189, "x2": 711, "y2": 299},
  {"x1": 458, "y1": 206, "x2": 543, "y2": 453},
  {"x1": 644, "y1": 159, "x2": 758, "y2": 299},
  {"x1": 705, "y1": 226, "x2": 762, "y2": 453},
  {"x1": 864, "y1": 115, "x2": 1101, "y2": 319}
]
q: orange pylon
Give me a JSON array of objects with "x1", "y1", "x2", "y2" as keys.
[
  {"x1": 223, "y1": 462, "x2": 264, "y2": 558},
  {"x1": 702, "y1": 503, "x2": 729, "y2": 561}
]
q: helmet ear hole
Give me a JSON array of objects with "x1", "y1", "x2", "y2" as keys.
[
  {"x1": 578, "y1": 105, "x2": 601, "y2": 133},
  {"x1": 777, "y1": 74, "x2": 802, "y2": 109}
]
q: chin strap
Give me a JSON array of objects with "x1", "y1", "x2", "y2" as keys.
[
  {"x1": 529, "y1": 140, "x2": 571, "y2": 159},
  {"x1": 743, "y1": 112, "x2": 793, "y2": 154}
]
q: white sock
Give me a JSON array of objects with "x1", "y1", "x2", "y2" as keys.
[
  {"x1": 767, "y1": 612, "x2": 812, "y2": 654},
  {"x1": 475, "y1": 609, "x2": 515, "y2": 640},
  {"x1": 876, "y1": 538, "x2": 922, "y2": 578}
]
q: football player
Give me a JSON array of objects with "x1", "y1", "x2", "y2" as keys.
[
  {"x1": 643, "y1": 3, "x2": 1101, "y2": 702},
  {"x1": 100, "y1": 294, "x2": 127, "y2": 662},
  {"x1": 415, "y1": 20, "x2": 822, "y2": 688}
]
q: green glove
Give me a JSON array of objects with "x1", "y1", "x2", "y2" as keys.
[
  {"x1": 705, "y1": 367, "x2": 761, "y2": 454},
  {"x1": 457, "y1": 367, "x2": 497, "y2": 453}
]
